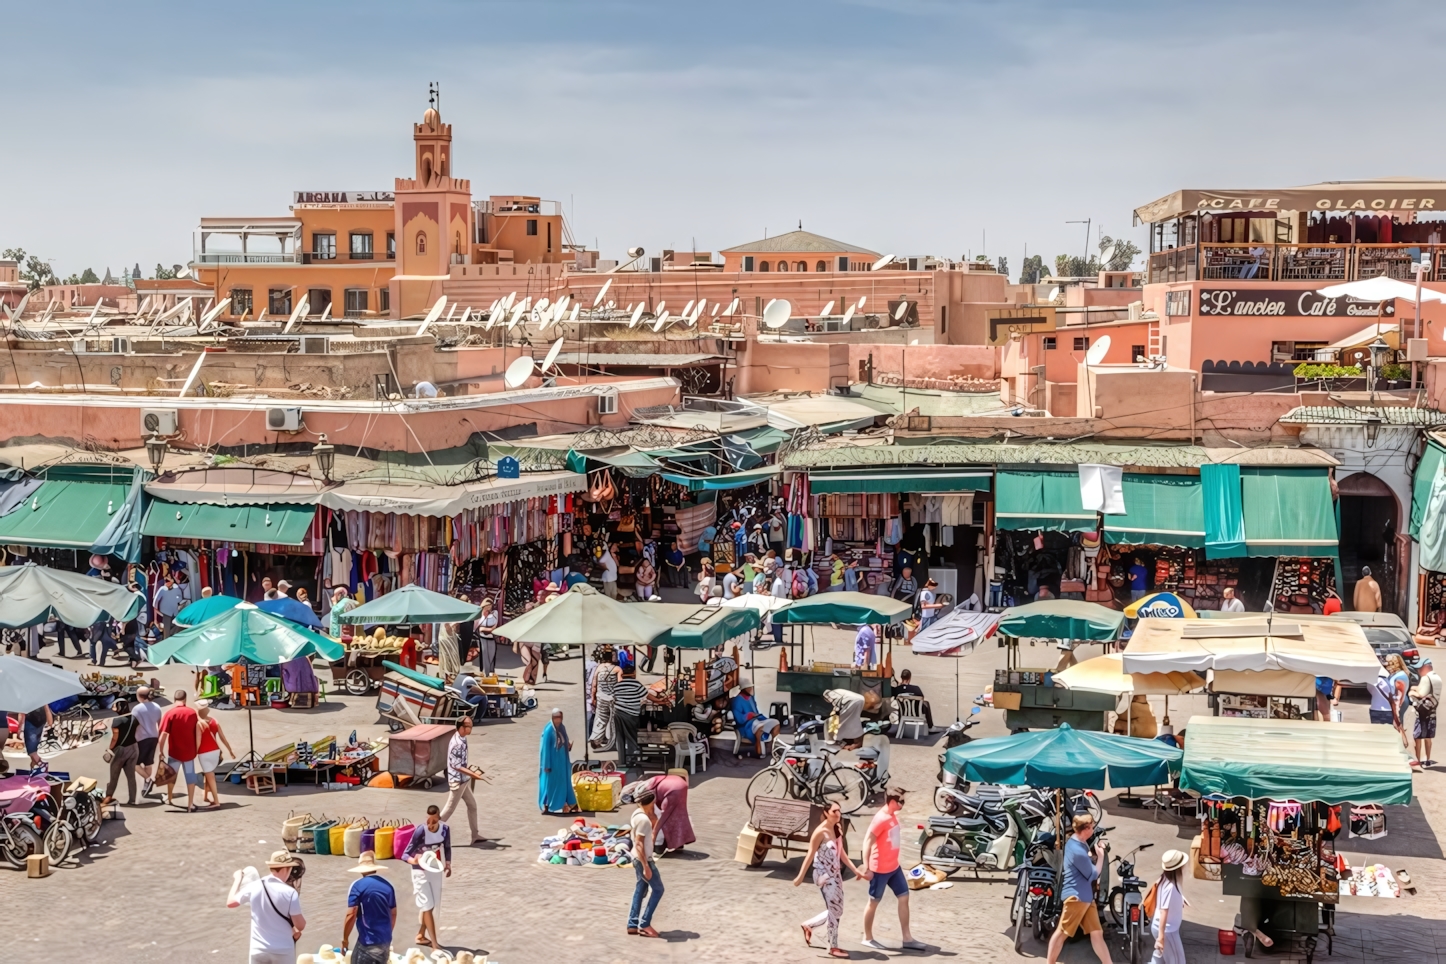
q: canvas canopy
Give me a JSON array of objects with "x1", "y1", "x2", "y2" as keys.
[
  {"x1": 141, "y1": 501, "x2": 316, "y2": 545},
  {"x1": 175, "y1": 594, "x2": 244, "y2": 628},
  {"x1": 494, "y1": 583, "x2": 670, "y2": 647},
  {"x1": 911, "y1": 610, "x2": 1002, "y2": 656},
  {"x1": 1179, "y1": 715, "x2": 1412, "y2": 806},
  {"x1": 1121, "y1": 616, "x2": 1380, "y2": 684},
  {"x1": 319, "y1": 471, "x2": 585, "y2": 517},
  {"x1": 1054, "y1": 653, "x2": 1204, "y2": 697},
  {"x1": 1135, "y1": 178, "x2": 1446, "y2": 225},
  {"x1": 645, "y1": 603, "x2": 761, "y2": 649},
  {"x1": 943, "y1": 723, "x2": 1182, "y2": 790},
  {"x1": 0, "y1": 563, "x2": 143, "y2": 628},
  {"x1": 770, "y1": 591, "x2": 912, "y2": 626},
  {"x1": 997, "y1": 600, "x2": 1125, "y2": 642},
  {"x1": 339, "y1": 585, "x2": 480, "y2": 625},
  {"x1": 0, "y1": 655, "x2": 84, "y2": 714}
]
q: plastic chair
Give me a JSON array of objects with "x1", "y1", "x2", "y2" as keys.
[
  {"x1": 668, "y1": 722, "x2": 708, "y2": 774},
  {"x1": 197, "y1": 674, "x2": 225, "y2": 702},
  {"x1": 894, "y1": 695, "x2": 928, "y2": 740},
  {"x1": 263, "y1": 678, "x2": 284, "y2": 701},
  {"x1": 229, "y1": 665, "x2": 260, "y2": 707}
]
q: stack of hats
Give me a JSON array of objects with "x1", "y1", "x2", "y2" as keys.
[{"x1": 537, "y1": 817, "x2": 634, "y2": 866}]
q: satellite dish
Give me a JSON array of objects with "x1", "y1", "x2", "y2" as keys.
[
  {"x1": 654, "y1": 301, "x2": 666, "y2": 316},
  {"x1": 488, "y1": 298, "x2": 499, "y2": 313},
  {"x1": 694, "y1": 299, "x2": 707, "y2": 317},
  {"x1": 651, "y1": 310, "x2": 670, "y2": 332},
  {"x1": 682, "y1": 300, "x2": 695, "y2": 318},
  {"x1": 569, "y1": 305, "x2": 580, "y2": 322},
  {"x1": 541, "y1": 336, "x2": 564, "y2": 372},
  {"x1": 627, "y1": 246, "x2": 645, "y2": 258},
  {"x1": 605, "y1": 300, "x2": 615, "y2": 310},
  {"x1": 893, "y1": 301, "x2": 909, "y2": 321},
  {"x1": 1045, "y1": 286, "x2": 1060, "y2": 302},
  {"x1": 820, "y1": 300, "x2": 835, "y2": 317},
  {"x1": 872, "y1": 254, "x2": 896, "y2": 271},
  {"x1": 725, "y1": 297, "x2": 740, "y2": 315},
  {"x1": 320, "y1": 302, "x2": 332, "y2": 321},
  {"x1": 518, "y1": 296, "x2": 531, "y2": 312},
  {"x1": 423, "y1": 296, "x2": 447, "y2": 325},
  {"x1": 504, "y1": 292, "x2": 517, "y2": 309},
  {"x1": 856, "y1": 296, "x2": 867, "y2": 311},
  {"x1": 508, "y1": 303, "x2": 526, "y2": 328},
  {"x1": 1084, "y1": 334, "x2": 1112, "y2": 366},
  {"x1": 503, "y1": 355, "x2": 536, "y2": 389},
  {"x1": 444, "y1": 303, "x2": 458, "y2": 322},
  {"x1": 628, "y1": 304, "x2": 645, "y2": 328},
  {"x1": 712, "y1": 304, "x2": 721, "y2": 316},
  {"x1": 552, "y1": 295, "x2": 570, "y2": 321},
  {"x1": 485, "y1": 306, "x2": 503, "y2": 330},
  {"x1": 593, "y1": 278, "x2": 613, "y2": 307},
  {"x1": 762, "y1": 299, "x2": 792, "y2": 329},
  {"x1": 534, "y1": 298, "x2": 550, "y2": 316},
  {"x1": 841, "y1": 304, "x2": 856, "y2": 326},
  {"x1": 1099, "y1": 244, "x2": 1117, "y2": 268},
  {"x1": 256, "y1": 309, "x2": 268, "y2": 324}
]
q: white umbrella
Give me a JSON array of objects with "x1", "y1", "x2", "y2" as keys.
[
  {"x1": 1316, "y1": 276, "x2": 1446, "y2": 304},
  {"x1": 0, "y1": 655, "x2": 84, "y2": 714},
  {"x1": 910, "y1": 610, "x2": 1001, "y2": 723}
]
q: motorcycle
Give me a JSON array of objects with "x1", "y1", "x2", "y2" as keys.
[
  {"x1": 853, "y1": 721, "x2": 891, "y2": 795},
  {"x1": 0, "y1": 774, "x2": 48, "y2": 869},
  {"x1": 1105, "y1": 844, "x2": 1155, "y2": 964},
  {"x1": 934, "y1": 706, "x2": 983, "y2": 781},
  {"x1": 916, "y1": 798, "x2": 1042, "y2": 875}
]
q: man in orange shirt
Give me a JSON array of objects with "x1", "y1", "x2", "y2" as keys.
[{"x1": 860, "y1": 788, "x2": 926, "y2": 951}]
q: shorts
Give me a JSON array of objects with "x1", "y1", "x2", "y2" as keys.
[
  {"x1": 1369, "y1": 709, "x2": 1396, "y2": 726},
  {"x1": 352, "y1": 944, "x2": 390, "y2": 964},
  {"x1": 867, "y1": 865, "x2": 909, "y2": 900},
  {"x1": 137, "y1": 737, "x2": 158, "y2": 766},
  {"x1": 197, "y1": 750, "x2": 222, "y2": 773},
  {"x1": 1415, "y1": 711, "x2": 1437, "y2": 740},
  {"x1": 1056, "y1": 896, "x2": 1102, "y2": 936},
  {"x1": 168, "y1": 757, "x2": 200, "y2": 786}
]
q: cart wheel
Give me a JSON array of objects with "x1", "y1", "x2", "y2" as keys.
[
  {"x1": 388, "y1": 722, "x2": 403, "y2": 733},
  {"x1": 345, "y1": 670, "x2": 371, "y2": 696},
  {"x1": 422, "y1": 777, "x2": 435, "y2": 789}
]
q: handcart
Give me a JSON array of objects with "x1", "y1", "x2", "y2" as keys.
[
  {"x1": 386, "y1": 724, "x2": 453, "y2": 789},
  {"x1": 375, "y1": 660, "x2": 463, "y2": 732},
  {"x1": 330, "y1": 646, "x2": 400, "y2": 696}
]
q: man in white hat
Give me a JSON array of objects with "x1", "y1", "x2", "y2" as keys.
[
  {"x1": 729, "y1": 677, "x2": 779, "y2": 758},
  {"x1": 342, "y1": 851, "x2": 396, "y2": 964},
  {"x1": 227, "y1": 850, "x2": 306, "y2": 964}
]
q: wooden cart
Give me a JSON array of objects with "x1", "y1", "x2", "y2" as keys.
[
  {"x1": 330, "y1": 646, "x2": 400, "y2": 696},
  {"x1": 375, "y1": 661, "x2": 463, "y2": 732},
  {"x1": 386, "y1": 724, "x2": 454, "y2": 789}
]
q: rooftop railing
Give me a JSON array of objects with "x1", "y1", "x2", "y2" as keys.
[{"x1": 1150, "y1": 242, "x2": 1441, "y2": 284}]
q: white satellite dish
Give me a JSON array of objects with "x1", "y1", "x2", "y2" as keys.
[
  {"x1": 841, "y1": 304, "x2": 856, "y2": 326},
  {"x1": 256, "y1": 309, "x2": 268, "y2": 325},
  {"x1": 762, "y1": 299, "x2": 792, "y2": 329},
  {"x1": 893, "y1": 301, "x2": 909, "y2": 321},
  {"x1": 552, "y1": 295, "x2": 570, "y2": 320},
  {"x1": 518, "y1": 297, "x2": 531, "y2": 312},
  {"x1": 283, "y1": 297, "x2": 309, "y2": 333},
  {"x1": 694, "y1": 299, "x2": 706, "y2": 317},
  {"x1": 605, "y1": 300, "x2": 615, "y2": 310},
  {"x1": 1084, "y1": 334, "x2": 1112, "y2": 366},
  {"x1": 485, "y1": 306, "x2": 503, "y2": 330},
  {"x1": 569, "y1": 304, "x2": 580, "y2": 323},
  {"x1": 654, "y1": 301, "x2": 666, "y2": 316},
  {"x1": 682, "y1": 300, "x2": 695, "y2": 317},
  {"x1": 413, "y1": 295, "x2": 446, "y2": 336},
  {"x1": 820, "y1": 300, "x2": 835, "y2": 317},
  {"x1": 712, "y1": 304, "x2": 721, "y2": 316},
  {"x1": 507, "y1": 303, "x2": 526, "y2": 329},
  {"x1": 872, "y1": 254, "x2": 896, "y2": 271},
  {"x1": 541, "y1": 336, "x2": 564, "y2": 372},
  {"x1": 1045, "y1": 286, "x2": 1060, "y2": 302},
  {"x1": 629, "y1": 303, "x2": 645, "y2": 328},
  {"x1": 726, "y1": 297, "x2": 740, "y2": 315},
  {"x1": 651, "y1": 311, "x2": 670, "y2": 332},
  {"x1": 487, "y1": 298, "x2": 499, "y2": 313},
  {"x1": 444, "y1": 303, "x2": 458, "y2": 322},
  {"x1": 503, "y1": 355, "x2": 536, "y2": 389},
  {"x1": 593, "y1": 278, "x2": 612, "y2": 307},
  {"x1": 535, "y1": 297, "x2": 550, "y2": 313},
  {"x1": 504, "y1": 292, "x2": 517, "y2": 309},
  {"x1": 1099, "y1": 243, "x2": 1117, "y2": 268},
  {"x1": 320, "y1": 301, "x2": 333, "y2": 321},
  {"x1": 857, "y1": 296, "x2": 867, "y2": 311}
]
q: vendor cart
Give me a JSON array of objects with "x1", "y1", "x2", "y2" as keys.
[
  {"x1": 375, "y1": 660, "x2": 463, "y2": 732},
  {"x1": 386, "y1": 723, "x2": 453, "y2": 789},
  {"x1": 770, "y1": 592, "x2": 911, "y2": 721},
  {"x1": 330, "y1": 645, "x2": 401, "y2": 696}
]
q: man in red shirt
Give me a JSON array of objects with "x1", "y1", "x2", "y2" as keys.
[{"x1": 155, "y1": 689, "x2": 201, "y2": 811}]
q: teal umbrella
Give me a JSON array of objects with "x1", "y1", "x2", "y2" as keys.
[
  {"x1": 997, "y1": 600, "x2": 1125, "y2": 642},
  {"x1": 770, "y1": 591, "x2": 912, "y2": 626},
  {"x1": 149, "y1": 601, "x2": 344, "y2": 668},
  {"x1": 943, "y1": 723, "x2": 1182, "y2": 790},
  {"x1": 0, "y1": 563, "x2": 142, "y2": 628},
  {"x1": 174, "y1": 594, "x2": 244, "y2": 628},
  {"x1": 338, "y1": 584, "x2": 480, "y2": 626}
]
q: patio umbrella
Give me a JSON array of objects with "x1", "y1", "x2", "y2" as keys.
[
  {"x1": 0, "y1": 655, "x2": 84, "y2": 714},
  {"x1": 257, "y1": 596, "x2": 324, "y2": 631},
  {"x1": 1317, "y1": 275, "x2": 1446, "y2": 305},
  {"x1": 148, "y1": 601, "x2": 344, "y2": 668},
  {"x1": 0, "y1": 563, "x2": 142, "y2": 629},
  {"x1": 910, "y1": 609, "x2": 1002, "y2": 723},
  {"x1": 1122, "y1": 592, "x2": 1196, "y2": 619},
  {"x1": 943, "y1": 722, "x2": 1182, "y2": 791},
  {"x1": 338, "y1": 584, "x2": 480, "y2": 626},
  {"x1": 997, "y1": 600, "x2": 1125, "y2": 642},
  {"x1": 174, "y1": 594, "x2": 244, "y2": 628},
  {"x1": 770, "y1": 591, "x2": 912, "y2": 626}
]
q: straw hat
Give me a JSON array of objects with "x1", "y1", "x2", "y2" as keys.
[
  {"x1": 736, "y1": 676, "x2": 754, "y2": 692},
  {"x1": 1161, "y1": 849, "x2": 1188, "y2": 872},
  {"x1": 348, "y1": 850, "x2": 386, "y2": 874},
  {"x1": 418, "y1": 850, "x2": 445, "y2": 874},
  {"x1": 266, "y1": 850, "x2": 300, "y2": 869}
]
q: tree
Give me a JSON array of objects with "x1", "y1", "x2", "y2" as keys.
[
  {"x1": 154, "y1": 264, "x2": 178, "y2": 280},
  {"x1": 79, "y1": 267, "x2": 99, "y2": 284},
  {"x1": 2, "y1": 247, "x2": 58, "y2": 291},
  {"x1": 1097, "y1": 234, "x2": 1141, "y2": 272},
  {"x1": 1019, "y1": 254, "x2": 1045, "y2": 284},
  {"x1": 1055, "y1": 253, "x2": 1099, "y2": 278}
]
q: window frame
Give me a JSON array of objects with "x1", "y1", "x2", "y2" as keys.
[
  {"x1": 349, "y1": 232, "x2": 374, "y2": 260},
  {"x1": 229, "y1": 287, "x2": 253, "y2": 317},
  {"x1": 816, "y1": 260, "x2": 827, "y2": 272},
  {"x1": 526, "y1": 219, "x2": 538, "y2": 236},
  {"x1": 386, "y1": 232, "x2": 396, "y2": 259},
  {"x1": 1042, "y1": 336, "x2": 1057, "y2": 350},
  {"x1": 311, "y1": 232, "x2": 337, "y2": 261},
  {"x1": 268, "y1": 287, "x2": 292, "y2": 315},
  {"x1": 743, "y1": 256, "x2": 755, "y2": 272},
  {"x1": 1073, "y1": 336, "x2": 1090, "y2": 352},
  {"x1": 343, "y1": 288, "x2": 369, "y2": 316}
]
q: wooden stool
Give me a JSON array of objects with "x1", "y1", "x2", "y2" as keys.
[{"x1": 244, "y1": 765, "x2": 277, "y2": 794}]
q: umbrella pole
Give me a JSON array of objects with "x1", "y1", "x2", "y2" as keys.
[
  {"x1": 955, "y1": 655, "x2": 961, "y2": 724},
  {"x1": 236, "y1": 706, "x2": 263, "y2": 769},
  {"x1": 582, "y1": 645, "x2": 590, "y2": 764}
]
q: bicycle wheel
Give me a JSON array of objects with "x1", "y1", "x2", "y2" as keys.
[
  {"x1": 744, "y1": 767, "x2": 790, "y2": 809},
  {"x1": 920, "y1": 834, "x2": 961, "y2": 876},
  {"x1": 1127, "y1": 918, "x2": 1142, "y2": 964},
  {"x1": 0, "y1": 822, "x2": 40, "y2": 869},
  {"x1": 819, "y1": 765, "x2": 869, "y2": 815},
  {"x1": 74, "y1": 795, "x2": 102, "y2": 845},
  {"x1": 43, "y1": 822, "x2": 73, "y2": 866}
]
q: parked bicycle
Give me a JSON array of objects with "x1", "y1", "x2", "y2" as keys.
[{"x1": 745, "y1": 737, "x2": 869, "y2": 814}]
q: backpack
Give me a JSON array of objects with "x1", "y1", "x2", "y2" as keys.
[
  {"x1": 791, "y1": 570, "x2": 808, "y2": 599},
  {"x1": 1413, "y1": 674, "x2": 1440, "y2": 714}
]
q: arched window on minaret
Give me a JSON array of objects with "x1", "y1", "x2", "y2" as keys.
[{"x1": 417, "y1": 233, "x2": 427, "y2": 255}]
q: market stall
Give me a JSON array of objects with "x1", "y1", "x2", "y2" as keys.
[
  {"x1": 1181, "y1": 715, "x2": 1414, "y2": 961},
  {"x1": 910, "y1": 609, "x2": 1002, "y2": 723},
  {"x1": 338, "y1": 584, "x2": 480, "y2": 676},
  {"x1": 1053, "y1": 653, "x2": 1205, "y2": 735},
  {"x1": 769, "y1": 592, "x2": 912, "y2": 719}
]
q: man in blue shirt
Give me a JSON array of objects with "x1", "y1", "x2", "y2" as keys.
[
  {"x1": 343, "y1": 851, "x2": 397, "y2": 964},
  {"x1": 1046, "y1": 814, "x2": 1112, "y2": 964},
  {"x1": 1128, "y1": 556, "x2": 1149, "y2": 602}
]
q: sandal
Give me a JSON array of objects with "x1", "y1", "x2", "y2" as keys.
[{"x1": 829, "y1": 950, "x2": 850, "y2": 959}]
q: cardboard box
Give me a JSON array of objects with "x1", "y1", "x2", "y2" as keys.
[
  {"x1": 26, "y1": 854, "x2": 50, "y2": 878},
  {"x1": 992, "y1": 691, "x2": 1023, "y2": 711}
]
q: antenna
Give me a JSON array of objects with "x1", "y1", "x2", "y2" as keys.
[
  {"x1": 1084, "y1": 334, "x2": 1112, "y2": 366},
  {"x1": 762, "y1": 299, "x2": 792, "y2": 329},
  {"x1": 820, "y1": 300, "x2": 835, "y2": 317},
  {"x1": 893, "y1": 301, "x2": 909, "y2": 321},
  {"x1": 628, "y1": 304, "x2": 645, "y2": 328},
  {"x1": 503, "y1": 355, "x2": 535, "y2": 389},
  {"x1": 541, "y1": 336, "x2": 564, "y2": 372},
  {"x1": 593, "y1": 278, "x2": 612, "y2": 307},
  {"x1": 413, "y1": 295, "x2": 447, "y2": 336},
  {"x1": 872, "y1": 254, "x2": 896, "y2": 271}
]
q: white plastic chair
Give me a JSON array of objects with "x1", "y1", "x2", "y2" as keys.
[
  {"x1": 668, "y1": 722, "x2": 708, "y2": 773},
  {"x1": 895, "y1": 695, "x2": 928, "y2": 740}
]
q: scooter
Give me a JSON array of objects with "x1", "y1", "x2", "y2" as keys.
[
  {"x1": 935, "y1": 706, "x2": 983, "y2": 781},
  {"x1": 917, "y1": 798, "x2": 1039, "y2": 874},
  {"x1": 853, "y1": 721, "x2": 892, "y2": 795}
]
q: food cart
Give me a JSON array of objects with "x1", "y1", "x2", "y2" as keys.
[
  {"x1": 769, "y1": 592, "x2": 912, "y2": 721},
  {"x1": 386, "y1": 723, "x2": 454, "y2": 789},
  {"x1": 375, "y1": 660, "x2": 464, "y2": 731},
  {"x1": 1180, "y1": 715, "x2": 1414, "y2": 963},
  {"x1": 329, "y1": 629, "x2": 404, "y2": 695},
  {"x1": 990, "y1": 601, "x2": 1125, "y2": 729}
]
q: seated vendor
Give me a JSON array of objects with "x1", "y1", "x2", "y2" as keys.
[
  {"x1": 1415, "y1": 608, "x2": 1446, "y2": 647},
  {"x1": 729, "y1": 677, "x2": 780, "y2": 757},
  {"x1": 892, "y1": 669, "x2": 934, "y2": 733},
  {"x1": 454, "y1": 673, "x2": 496, "y2": 717}
]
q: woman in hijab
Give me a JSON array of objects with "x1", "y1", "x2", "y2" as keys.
[{"x1": 538, "y1": 709, "x2": 579, "y2": 814}]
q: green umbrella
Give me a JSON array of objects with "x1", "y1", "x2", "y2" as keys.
[
  {"x1": 0, "y1": 562, "x2": 142, "y2": 628},
  {"x1": 645, "y1": 604, "x2": 761, "y2": 650},
  {"x1": 338, "y1": 584, "x2": 480, "y2": 626},
  {"x1": 997, "y1": 599, "x2": 1125, "y2": 642},
  {"x1": 943, "y1": 723, "x2": 1182, "y2": 790},
  {"x1": 770, "y1": 591, "x2": 912, "y2": 626},
  {"x1": 174, "y1": 594, "x2": 244, "y2": 628},
  {"x1": 148, "y1": 601, "x2": 344, "y2": 668}
]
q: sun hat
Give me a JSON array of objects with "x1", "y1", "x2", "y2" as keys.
[
  {"x1": 267, "y1": 850, "x2": 300, "y2": 869},
  {"x1": 347, "y1": 850, "x2": 386, "y2": 874},
  {"x1": 736, "y1": 676, "x2": 753, "y2": 691},
  {"x1": 419, "y1": 850, "x2": 445, "y2": 874},
  {"x1": 1161, "y1": 849, "x2": 1188, "y2": 872}
]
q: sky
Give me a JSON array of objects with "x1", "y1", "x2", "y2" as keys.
[{"x1": 5, "y1": 0, "x2": 1446, "y2": 281}]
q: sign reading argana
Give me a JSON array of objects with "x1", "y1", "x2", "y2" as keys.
[
  {"x1": 293, "y1": 191, "x2": 395, "y2": 205},
  {"x1": 1197, "y1": 289, "x2": 1391, "y2": 318},
  {"x1": 1135, "y1": 180, "x2": 1446, "y2": 224}
]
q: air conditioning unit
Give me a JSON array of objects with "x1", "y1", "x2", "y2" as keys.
[
  {"x1": 266, "y1": 407, "x2": 302, "y2": 432},
  {"x1": 299, "y1": 335, "x2": 330, "y2": 354},
  {"x1": 111, "y1": 337, "x2": 131, "y2": 354},
  {"x1": 70, "y1": 338, "x2": 88, "y2": 354},
  {"x1": 141, "y1": 409, "x2": 178, "y2": 436},
  {"x1": 597, "y1": 391, "x2": 618, "y2": 415}
]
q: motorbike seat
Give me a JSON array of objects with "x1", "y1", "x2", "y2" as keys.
[{"x1": 855, "y1": 746, "x2": 880, "y2": 761}]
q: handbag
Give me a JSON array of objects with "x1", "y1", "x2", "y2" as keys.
[
  {"x1": 154, "y1": 760, "x2": 177, "y2": 786},
  {"x1": 281, "y1": 811, "x2": 313, "y2": 851},
  {"x1": 1142, "y1": 880, "x2": 1158, "y2": 919}
]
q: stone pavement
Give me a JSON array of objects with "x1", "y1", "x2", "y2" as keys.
[{"x1": 6, "y1": 621, "x2": 1446, "y2": 964}]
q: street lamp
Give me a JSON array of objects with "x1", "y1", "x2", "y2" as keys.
[
  {"x1": 1412, "y1": 255, "x2": 1433, "y2": 389},
  {"x1": 1364, "y1": 414, "x2": 1383, "y2": 447},
  {"x1": 145, "y1": 433, "x2": 168, "y2": 473},
  {"x1": 311, "y1": 434, "x2": 335, "y2": 481},
  {"x1": 1367, "y1": 334, "x2": 1391, "y2": 402}
]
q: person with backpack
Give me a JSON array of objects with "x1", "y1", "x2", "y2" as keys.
[
  {"x1": 1408, "y1": 653, "x2": 1440, "y2": 767},
  {"x1": 1146, "y1": 849, "x2": 1189, "y2": 964},
  {"x1": 228, "y1": 851, "x2": 307, "y2": 964}
]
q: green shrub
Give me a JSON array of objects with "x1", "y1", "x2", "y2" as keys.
[{"x1": 1293, "y1": 363, "x2": 1362, "y2": 379}]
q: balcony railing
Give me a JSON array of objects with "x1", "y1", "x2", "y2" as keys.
[
  {"x1": 348, "y1": 251, "x2": 374, "y2": 261},
  {"x1": 194, "y1": 252, "x2": 302, "y2": 264},
  {"x1": 1151, "y1": 242, "x2": 1442, "y2": 284}
]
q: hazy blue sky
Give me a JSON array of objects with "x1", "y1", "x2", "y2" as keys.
[{"x1": 5, "y1": 0, "x2": 1445, "y2": 279}]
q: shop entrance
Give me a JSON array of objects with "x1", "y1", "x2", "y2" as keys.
[{"x1": 1337, "y1": 472, "x2": 1400, "y2": 617}]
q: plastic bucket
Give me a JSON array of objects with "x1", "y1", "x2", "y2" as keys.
[
  {"x1": 392, "y1": 823, "x2": 416, "y2": 857},
  {"x1": 312, "y1": 822, "x2": 335, "y2": 855},
  {"x1": 1218, "y1": 930, "x2": 1237, "y2": 955},
  {"x1": 374, "y1": 826, "x2": 395, "y2": 860}
]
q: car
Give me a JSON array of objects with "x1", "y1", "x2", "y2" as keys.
[{"x1": 1330, "y1": 612, "x2": 1415, "y2": 690}]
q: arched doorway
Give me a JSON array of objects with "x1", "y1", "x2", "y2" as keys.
[{"x1": 1337, "y1": 472, "x2": 1402, "y2": 616}]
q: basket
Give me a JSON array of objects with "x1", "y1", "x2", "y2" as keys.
[
  {"x1": 281, "y1": 811, "x2": 313, "y2": 852},
  {"x1": 392, "y1": 823, "x2": 416, "y2": 857},
  {"x1": 360, "y1": 827, "x2": 376, "y2": 855},
  {"x1": 343, "y1": 824, "x2": 365, "y2": 858},
  {"x1": 573, "y1": 771, "x2": 619, "y2": 812},
  {"x1": 374, "y1": 826, "x2": 396, "y2": 860},
  {"x1": 328, "y1": 823, "x2": 348, "y2": 855},
  {"x1": 308, "y1": 819, "x2": 338, "y2": 855}
]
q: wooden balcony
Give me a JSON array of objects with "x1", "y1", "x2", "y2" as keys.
[{"x1": 1149, "y1": 242, "x2": 1441, "y2": 284}]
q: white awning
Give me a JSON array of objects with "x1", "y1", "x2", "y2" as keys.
[
  {"x1": 1325, "y1": 324, "x2": 1399, "y2": 351},
  {"x1": 145, "y1": 467, "x2": 325, "y2": 506},
  {"x1": 319, "y1": 470, "x2": 586, "y2": 517},
  {"x1": 1121, "y1": 616, "x2": 1381, "y2": 685}
]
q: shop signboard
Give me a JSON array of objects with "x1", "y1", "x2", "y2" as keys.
[
  {"x1": 496, "y1": 456, "x2": 520, "y2": 480},
  {"x1": 292, "y1": 191, "x2": 395, "y2": 205},
  {"x1": 1197, "y1": 289, "x2": 1389, "y2": 318},
  {"x1": 986, "y1": 306, "x2": 1056, "y2": 345}
]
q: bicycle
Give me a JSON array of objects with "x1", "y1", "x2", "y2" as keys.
[
  {"x1": 744, "y1": 741, "x2": 869, "y2": 814},
  {"x1": 1104, "y1": 843, "x2": 1154, "y2": 964}
]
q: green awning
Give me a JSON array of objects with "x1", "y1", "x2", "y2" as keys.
[
  {"x1": 771, "y1": 591, "x2": 913, "y2": 626},
  {"x1": 660, "y1": 465, "x2": 781, "y2": 492},
  {"x1": 141, "y1": 501, "x2": 317, "y2": 545},
  {"x1": 0, "y1": 472, "x2": 135, "y2": 550},
  {"x1": 1179, "y1": 715, "x2": 1413, "y2": 806},
  {"x1": 1240, "y1": 468, "x2": 1339, "y2": 558},
  {"x1": 647, "y1": 603, "x2": 762, "y2": 649},
  {"x1": 564, "y1": 448, "x2": 661, "y2": 478},
  {"x1": 809, "y1": 467, "x2": 992, "y2": 494},
  {"x1": 731, "y1": 426, "x2": 791, "y2": 456},
  {"x1": 1102, "y1": 474, "x2": 1205, "y2": 548},
  {"x1": 994, "y1": 469, "x2": 1096, "y2": 531},
  {"x1": 1411, "y1": 440, "x2": 1446, "y2": 540},
  {"x1": 1201, "y1": 463, "x2": 1247, "y2": 559},
  {"x1": 997, "y1": 599, "x2": 1125, "y2": 641}
]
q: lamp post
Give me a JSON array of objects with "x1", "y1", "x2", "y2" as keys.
[
  {"x1": 145, "y1": 433, "x2": 168, "y2": 474},
  {"x1": 1412, "y1": 255, "x2": 1432, "y2": 390},
  {"x1": 311, "y1": 434, "x2": 335, "y2": 482},
  {"x1": 1367, "y1": 334, "x2": 1391, "y2": 403}
]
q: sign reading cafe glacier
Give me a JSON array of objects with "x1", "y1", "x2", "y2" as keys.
[{"x1": 1197, "y1": 289, "x2": 1391, "y2": 318}]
